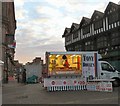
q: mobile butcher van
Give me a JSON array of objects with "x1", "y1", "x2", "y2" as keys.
[{"x1": 43, "y1": 51, "x2": 120, "y2": 92}]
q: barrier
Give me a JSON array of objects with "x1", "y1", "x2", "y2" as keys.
[
  {"x1": 45, "y1": 78, "x2": 113, "y2": 92},
  {"x1": 46, "y1": 81, "x2": 112, "y2": 92},
  {"x1": 47, "y1": 85, "x2": 87, "y2": 91}
]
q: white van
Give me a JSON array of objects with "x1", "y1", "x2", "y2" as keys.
[
  {"x1": 44, "y1": 51, "x2": 120, "y2": 89},
  {"x1": 98, "y1": 61, "x2": 120, "y2": 87}
]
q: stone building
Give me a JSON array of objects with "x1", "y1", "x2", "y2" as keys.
[
  {"x1": 0, "y1": 1, "x2": 16, "y2": 83},
  {"x1": 62, "y1": 2, "x2": 120, "y2": 71}
]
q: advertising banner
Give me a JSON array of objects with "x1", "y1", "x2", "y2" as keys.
[
  {"x1": 44, "y1": 78, "x2": 86, "y2": 87},
  {"x1": 82, "y1": 53, "x2": 97, "y2": 78},
  {"x1": 87, "y1": 81, "x2": 113, "y2": 92}
]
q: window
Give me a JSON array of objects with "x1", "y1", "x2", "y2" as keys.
[
  {"x1": 73, "y1": 32, "x2": 78, "y2": 39},
  {"x1": 83, "y1": 26, "x2": 90, "y2": 35},
  {"x1": 108, "y1": 13, "x2": 119, "y2": 25},
  {"x1": 101, "y1": 63, "x2": 114, "y2": 72},
  {"x1": 94, "y1": 20, "x2": 103, "y2": 30},
  {"x1": 111, "y1": 33, "x2": 120, "y2": 45},
  {"x1": 75, "y1": 44, "x2": 82, "y2": 51},
  {"x1": 66, "y1": 35, "x2": 71, "y2": 42},
  {"x1": 97, "y1": 36, "x2": 108, "y2": 48},
  {"x1": 85, "y1": 41, "x2": 94, "y2": 50}
]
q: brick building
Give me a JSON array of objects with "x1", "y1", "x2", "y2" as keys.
[
  {"x1": 0, "y1": 1, "x2": 16, "y2": 83},
  {"x1": 62, "y1": 2, "x2": 120, "y2": 71}
]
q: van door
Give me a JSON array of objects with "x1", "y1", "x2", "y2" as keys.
[{"x1": 100, "y1": 62, "x2": 115, "y2": 79}]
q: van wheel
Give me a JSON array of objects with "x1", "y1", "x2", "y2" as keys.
[{"x1": 112, "y1": 79, "x2": 120, "y2": 87}]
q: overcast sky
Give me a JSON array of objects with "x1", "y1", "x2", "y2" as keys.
[{"x1": 14, "y1": 0, "x2": 120, "y2": 64}]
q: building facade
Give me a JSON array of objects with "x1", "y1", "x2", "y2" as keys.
[
  {"x1": 25, "y1": 57, "x2": 43, "y2": 82},
  {"x1": 0, "y1": 1, "x2": 16, "y2": 83},
  {"x1": 62, "y1": 2, "x2": 120, "y2": 71}
]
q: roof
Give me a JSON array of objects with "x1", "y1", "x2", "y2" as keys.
[
  {"x1": 79, "y1": 17, "x2": 91, "y2": 27},
  {"x1": 83, "y1": 17, "x2": 91, "y2": 23},
  {"x1": 104, "y1": 2, "x2": 119, "y2": 13},
  {"x1": 70, "y1": 23, "x2": 79, "y2": 33},
  {"x1": 72, "y1": 23, "x2": 79, "y2": 29},
  {"x1": 62, "y1": 27, "x2": 71, "y2": 37},
  {"x1": 92, "y1": 10, "x2": 104, "y2": 17},
  {"x1": 65, "y1": 28, "x2": 71, "y2": 33},
  {"x1": 91, "y1": 10, "x2": 104, "y2": 22}
]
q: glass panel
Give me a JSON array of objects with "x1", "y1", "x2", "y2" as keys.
[
  {"x1": 101, "y1": 63, "x2": 114, "y2": 72},
  {"x1": 48, "y1": 54, "x2": 82, "y2": 75}
]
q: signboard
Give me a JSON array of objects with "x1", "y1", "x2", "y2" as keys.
[
  {"x1": 82, "y1": 53, "x2": 97, "y2": 78},
  {"x1": 87, "y1": 81, "x2": 113, "y2": 92},
  {"x1": 48, "y1": 54, "x2": 82, "y2": 76},
  {"x1": 44, "y1": 78, "x2": 86, "y2": 87}
]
